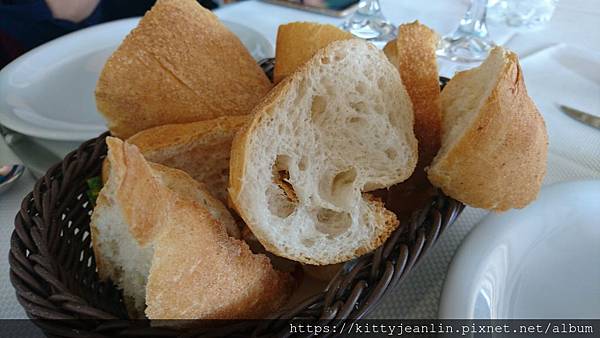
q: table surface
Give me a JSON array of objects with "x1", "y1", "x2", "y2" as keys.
[{"x1": 1, "y1": 0, "x2": 599, "y2": 319}]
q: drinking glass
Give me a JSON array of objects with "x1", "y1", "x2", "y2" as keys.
[
  {"x1": 340, "y1": 0, "x2": 396, "y2": 45},
  {"x1": 488, "y1": 0, "x2": 559, "y2": 30},
  {"x1": 436, "y1": 0, "x2": 495, "y2": 62}
]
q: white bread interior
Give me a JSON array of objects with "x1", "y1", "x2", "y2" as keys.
[{"x1": 229, "y1": 40, "x2": 418, "y2": 265}]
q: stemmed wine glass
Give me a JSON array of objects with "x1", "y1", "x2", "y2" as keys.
[
  {"x1": 340, "y1": 0, "x2": 396, "y2": 45},
  {"x1": 436, "y1": 0, "x2": 495, "y2": 62}
]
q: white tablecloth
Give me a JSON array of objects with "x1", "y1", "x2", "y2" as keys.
[{"x1": 1, "y1": 0, "x2": 599, "y2": 319}]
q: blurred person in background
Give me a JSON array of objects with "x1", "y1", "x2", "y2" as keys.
[{"x1": 0, "y1": 0, "x2": 218, "y2": 68}]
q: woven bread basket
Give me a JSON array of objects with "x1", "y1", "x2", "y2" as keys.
[{"x1": 9, "y1": 59, "x2": 464, "y2": 337}]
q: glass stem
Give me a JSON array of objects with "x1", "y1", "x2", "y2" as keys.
[
  {"x1": 457, "y1": 0, "x2": 490, "y2": 38},
  {"x1": 357, "y1": 0, "x2": 383, "y2": 17}
]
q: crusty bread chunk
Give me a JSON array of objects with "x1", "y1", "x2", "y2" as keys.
[
  {"x1": 229, "y1": 40, "x2": 418, "y2": 265},
  {"x1": 428, "y1": 47, "x2": 548, "y2": 211},
  {"x1": 90, "y1": 137, "x2": 293, "y2": 319},
  {"x1": 384, "y1": 21, "x2": 441, "y2": 167},
  {"x1": 127, "y1": 115, "x2": 250, "y2": 203},
  {"x1": 273, "y1": 22, "x2": 353, "y2": 84},
  {"x1": 95, "y1": 0, "x2": 271, "y2": 138},
  {"x1": 382, "y1": 22, "x2": 442, "y2": 218}
]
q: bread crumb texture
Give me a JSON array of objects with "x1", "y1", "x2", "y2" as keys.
[{"x1": 229, "y1": 39, "x2": 418, "y2": 265}]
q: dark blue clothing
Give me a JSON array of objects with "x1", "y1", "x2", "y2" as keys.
[{"x1": 0, "y1": 0, "x2": 217, "y2": 68}]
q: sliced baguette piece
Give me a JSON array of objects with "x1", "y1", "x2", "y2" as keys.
[
  {"x1": 273, "y1": 22, "x2": 353, "y2": 84},
  {"x1": 95, "y1": 0, "x2": 271, "y2": 138},
  {"x1": 428, "y1": 47, "x2": 548, "y2": 211},
  {"x1": 99, "y1": 154, "x2": 242, "y2": 238},
  {"x1": 91, "y1": 137, "x2": 293, "y2": 319},
  {"x1": 384, "y1": 21, "x2": 441, "y2": 167},
  {"x1": 382, "y1": 21, "x2": 442, "y2": 218},
  {"x1": 127, "y1": 115, "x2": 250, "y2": 203},
  {"x1": 229, "y1": 39, "x2": 418, "y2": 265}
]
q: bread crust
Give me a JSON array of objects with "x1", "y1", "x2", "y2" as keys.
[
  {"x1": 428, "y1": 49, "x2": 548, "y2": 211},
  {"x1": 150, "y1": 163, "x2": 241, "y2": 239},
  {"x1": 127, "y1": 115, "x2": 250, "y2": 202},
  {"x1": 145, "y1": 197, "x2": 293, "y2": 320},
  {"x1": 95, "y1": 0, "x2": 271, "y2": 138},
  {"x1": 127, "y1": 116, "x2": 250, "y2": 154},
  {"x1": 382, "y1": 22, "x2": 442, "y2": 218},
  {"x1": 273, "y1": 22, "x2": 353, "y2": 84},
  {"x1": 230, "y1": 40, "x2": 411, "y2": 265},
  {"x1": 384, "y1": 21, "x2": 441, "y2": 167},
  {"x1": 92, "y1": 137, "x2": 294, "y2": 320}
]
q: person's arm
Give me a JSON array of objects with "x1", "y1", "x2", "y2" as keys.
[{"x1": 45, "y1": 0, "x2": 100, "y2": 23}]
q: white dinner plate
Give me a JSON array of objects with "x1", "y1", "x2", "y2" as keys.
[
  {"x1": 440, "y1": 180, "x2": 600, "y2": 319},
  {"x1": 0, "y1": 18, "x2": 273, "y2": 141}
]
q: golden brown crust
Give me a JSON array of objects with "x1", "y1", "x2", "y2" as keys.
[
  {"x1": 146, "y1": 198, "x2": 294, "y2": 320},
  {"x1": 351, "y1": 193, "x2": 399, "y2": 259},
  {"x1": 273, "y1": 22, "x2": 353, "y2": 84},
  {"x1": 382, "y1": 41, "x2": 398, "y2": 68},
  {"x1": 150, "y1": 162, "x2": 241, "y2": 239},
  {"x1": 127, "y1": 115, "x2": 250, "y2": 202},
  {"x1": 428, "y1": 50, "x2": 548, "y2": 211},
  {"x1": 101, "y1": 158, "x2": 110, "y2": 185},
  {"x1": 382, "y1": 21, "x2": 442, "y2": 218},
  {"x1": 95, "y1": 0, "x2": 271, "y2": 138},
  {"x1": 101, "y1": 138, "x2": 293, "y2": 320},
  {"x1": 385, "y1": 21, "x2": 441, "y2": 167},
  {"x1": 91, "y1": 138, "x2": 132, "y2": 300},
  {"x1": 117, "y1": 140, "x2": 169, "y2": 246},
  {"x1": 127, "y1": 116, "x2": 250, "y2": 153}
]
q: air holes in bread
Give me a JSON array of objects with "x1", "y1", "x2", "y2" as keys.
[
  {"x1": 355, "y1": 82, "x2": 367, "y2": 95},
  {"x1": 311, "y1": 95, "x2": 327, "y2": 121},
  {"x1": 321, "y1": 56, "x2": 330, "y2": 64},
  {"x1": 298, "y1": 156, "x2": 308, "y2": 171},
  {"x1": 302, "y1": 238, "x2": 315, "y2": 247},
  {"x1": 333, "y1": 49, "x2": 346, "y2": 61},
  {"x1": 350, "y1": 101, "x2": 368, "y2": 114},
  {"x1": 384, "y1": 148, "x2": 398, "y2": 160},
  {"x1": 315, "y1": 208, "x2": 351, "y2": 238},
  {"x1": 321, "y1": 78, "x2": 335, "y2": 95},
  {"x1": 267, "y1": 155, "x2": 298, "y2": 218},
  {"x1": 293, "y1": 79, "x2": 308, "y2": 105},
  {"x1": 320, "y1": 167, "x2": 357, "y2": 209},
  {"x1": 331, "y1": 168, "x2": 357, "y2": 207},
  {"x1": 348, "y1": 116, "x2": 366, "y2": 126},
  {"x1": 377, "y1": 76, "x2": 385, "y2": 90}
]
